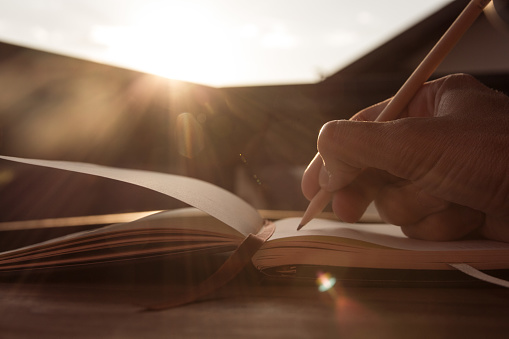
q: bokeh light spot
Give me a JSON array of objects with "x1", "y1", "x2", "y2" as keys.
[{"x1": 316, "y1": 271, "x2": 337, "y2": 292}]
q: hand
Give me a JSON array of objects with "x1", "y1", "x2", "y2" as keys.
[{"x1": 301, "y1": 74, "x2": 509, "y2": 242}]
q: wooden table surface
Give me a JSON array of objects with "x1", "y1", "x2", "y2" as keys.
[{"x1": 2, "y1": 261, "x2": 509, "y2": 339}]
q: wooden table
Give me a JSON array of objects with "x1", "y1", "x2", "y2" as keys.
[{"x1": 2, "y1": 261, "x2": 509, "y2": 339}]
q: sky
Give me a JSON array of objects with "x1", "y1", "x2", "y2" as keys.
[{"x1": 0, "y1": 0, "x2": 451, "y2": 87}]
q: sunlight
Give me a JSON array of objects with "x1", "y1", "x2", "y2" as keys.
[
  {"x1": 90, "y1": 1, "x2": 238, "y2": 85},
  {"x1": 0, "y1": 0, "x2": 453, "y2": 87}
]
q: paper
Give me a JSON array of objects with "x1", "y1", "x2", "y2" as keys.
[
  {"x1": 0, "y1": 155, "x2": 263, "y2": 236},
  {"x1": 270, "y1": 218, "x2": 509, "y2": 252}
]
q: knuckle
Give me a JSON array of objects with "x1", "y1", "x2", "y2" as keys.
[{"x1": 317, "y1": 120, "x2": 343, "y2": 153}]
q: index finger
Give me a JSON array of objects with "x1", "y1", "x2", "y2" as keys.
[
  {"x1": 352, "y1": 78, "x2": 442, "y2": 122},
  {"x1": 351, "y1": 99, "x2": 390, "y2": 121},
  {"x1": 301, "y1": 153, "x2": 323, "y2": 200}
]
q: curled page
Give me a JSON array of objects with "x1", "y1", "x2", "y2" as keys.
[{"x1": 0, "y1": 155, "x2": 263, "y2": 237}]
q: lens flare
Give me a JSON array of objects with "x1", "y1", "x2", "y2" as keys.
[
  {"x1": 176, "y1": 112, "x2": 205, "y2": 158},
  {"x1": 316, "y1": 271, "x2": 337, "y2": 292}
]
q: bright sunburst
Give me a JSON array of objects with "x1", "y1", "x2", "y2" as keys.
[
  {"x1": 0, "y1": 0, "x2": 453, "y2": 87},
  {"x1": 90, "y1": 1, "x2": 237, "y2": 85}
]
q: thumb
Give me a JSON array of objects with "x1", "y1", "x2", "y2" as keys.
[{"x1": 317, "y1": 118, "x2": 442, "y2": 191}]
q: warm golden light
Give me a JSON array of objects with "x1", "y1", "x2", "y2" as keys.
[
  {"x1": 176, "y1": 112, "x2": 205, "y2": 159},
  {"x1": 90, "y1": 2, "x2": 238, "y2": 85}
]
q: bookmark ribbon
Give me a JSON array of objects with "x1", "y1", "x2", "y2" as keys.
[
  {"x1": 144, "y1": 219, "x2": 275, "y2": 311},
  {"x1": 449, "y1": 263, "x2": 509, "y2": 288}
]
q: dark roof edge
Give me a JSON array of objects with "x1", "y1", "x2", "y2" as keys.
[{"x1": 321, "y1": 0, "x2": 470, "y2": 83}]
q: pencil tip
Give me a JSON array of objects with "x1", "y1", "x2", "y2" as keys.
[{"x1": 297, "y1": 224, "x2": 304, "y2": 231}]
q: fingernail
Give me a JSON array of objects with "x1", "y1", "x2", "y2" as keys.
[
  {"x1": 319, "y1": 166, "x2": 344, "y2": 191},
  {"x1": 318, "y1": 166, "x2": 330, "y2": 188}
]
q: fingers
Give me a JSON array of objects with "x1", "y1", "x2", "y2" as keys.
[
  {"x1": 400, "y1": 204, "x2": 485, "y2": 241},
  {"x1": 351, "y1": 77, "x2": 441, "y2": 121},
  {"x1": 302, "y1": 154, "x2": 386, "y2": 223},
  {"x1": 350, "y1": 99, "x2": 390, "y2": 122},
  {"x1": 316, "y1": 73, "x2": 504, "y2": 193},
  {"x1": 302, "y1": 152, "x2": 390, "y2": 223},
  {"x1": 301, "y1": 153, "x2": 335, "y2": 200},
  {"x1": 313, "y1": 117, "x2": 448, "y2": 225},
  {"x1": 308, "y1": 75, "x2": 460, "y2": 194},
  {"x1": 374, "y1": 182, "x2": 449, "y2": 226},
  {"x1": 432, "y1": 73, "x2": 508, "y2": 119},
  {"x1": 317, "y1": 118, "x2": 444, "y2": 191},
  {"x1": 330, "y1": 168, "x2": 387, "y2": 223},
  {"x1": 317, "y1": 120, "x2": 375, "y2": 191},
  {"x1": 315, "y1": 76, "x2": 475, "y2": 192},
  {"x1": 374, "y1": 181, "x2": 484, "y2": 241}
]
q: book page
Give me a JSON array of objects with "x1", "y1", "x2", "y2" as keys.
[
  {"x1": 0, "y1": 207, "x2": 244, "y2": 259},
  {"x1": 272, "y1": 218, "x2": 509, "y2": 251},
  {"x1": 0, "y1": 155, "x2": 263, "y2": 237}
]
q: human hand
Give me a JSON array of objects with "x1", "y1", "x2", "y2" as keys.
[{"x1": 302, "y1": 74, "x2": 509, "y2": 242}]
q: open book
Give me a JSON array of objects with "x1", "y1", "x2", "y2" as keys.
[{"x1": 2, "y1": 155, "x2": 509, "y2": 289}]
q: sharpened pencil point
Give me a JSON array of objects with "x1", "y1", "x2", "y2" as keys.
[{"x1": 299, "y1": 189, "x2": 333, "y2": 230}]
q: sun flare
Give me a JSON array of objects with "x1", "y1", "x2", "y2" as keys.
[{"x1": 91, "y1": 2, "x2": 238, "y2": 85}]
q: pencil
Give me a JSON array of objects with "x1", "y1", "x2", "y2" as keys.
[{"x1": 298, "y1": 0, "x2": 491, "y2": 230}]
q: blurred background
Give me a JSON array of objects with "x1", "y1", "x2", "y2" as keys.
[{"x1": 0, "y1": 0, "x2": 508, "y2": 229}]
